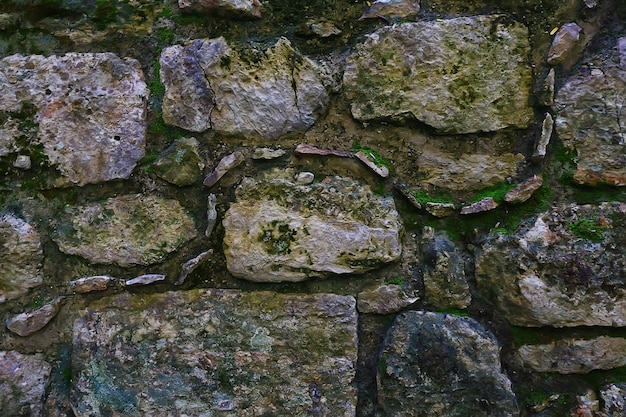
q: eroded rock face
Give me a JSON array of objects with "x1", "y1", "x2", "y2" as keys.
[
  {"x1": 0, "y1": 53, "x2": 147, "y2": 187},
  {"x1": 555, "y1": 43, "x2": 626, "y2": 186},
  {"x1": 0, "y1": 213, "x2": 43, "y2": 304},
  {"x1": 51, "y1": 194, "x2": 196, "y2": 267},
  {"x1": 223, "y1": 169, "x2": 402, "y2": 282},
  {"x1": 71, "y1": 289, "x2": 357, "y2": 417},
  {"x1": 344, "y1": 15, "x2": 534, "y2": 134},
  {"x1": 476, "y1": 203, "x2": 626, "y2": 327},
  {"x1": 377, "y1": 311, "x2": 519, "y2": 417},
  {"x1": 161, "y1": 37, "x2": 330, "y2": 139},
  {"x1": 0, "y1": 350, "x2": 51, "y2": 417},
  {"x1": 178, "y1": 0, "x2": 262, "y2": 18},
  {"x1": 517, "y1": 337, "x2": 626, "y2": 374}
]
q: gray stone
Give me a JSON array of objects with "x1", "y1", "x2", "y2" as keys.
[
  {"x1": 344, "y1": 16, "x2": 534, "y2": 134},
  {"x1": 532, "y1": 113, "x2": 553, "y2": 161},
  {"x1": 295, "y1": 171, "x2": 315, "y2": 185},
  {"x1": 357, "y1": 284, "x2": 418, "y2": 314},
  {"x1": 294, "y1": 143, "x2": 352, "y2": 157},
  {"x1": 153, "y1": 137, "x2": 205, "y2": 186},
  {"x1": 6, "y1": 297, "x2": 64, "y2": 337},
  {"x1": 13, "y1": 154, "x2": 31, "y2": 169},
  {"x1": 360, "y1": 0, "x2": 420, "y2": 20},
  {"x1": 69, "y1": 275, "x2": 114, "y2": 293},
  {"x1": 0, "y1": 53, "x2": 147, "y2": 187},
  {"x1": 460, "y1": 197, "x2": 498, "y2": 214},
  {"x1": 424, "y1": 202, "x2": 457, "y2": 218},
  {"x1": 555, "y1": 58, "x2": 626, "y2": 186},
  {"x1": 504, "y1": 175, "x2": 543, "y2": 204},
  {"x1": 0, "y1": 350, "x2": 51, "y2": 417},
  {"x1": 601, "y1": 383, "x2": 626, "y2": 417},
  {"x1": 475, "y1": 203, "x2": 626, "y2": 327},
  {"x1": 71, "y1": 289, "x2": 357, "y2": 417},
  {"x1": 547, "y1": 23, "x2": 583, "y2": 66},
  {"x1": 223, "y1": 168, "x2": 402, "y2": 282},
  {"x1": 378, "y1": 311, "x2": 519, "y2": 417},
  {"x1": 125, "y1": 274, "x2": 166, "y2": 286},
  {"x1": 203, "y1": 151, "x2": 245, "y2": 187},
  {"x1": 51, "y1": 194, "x2": 197, "y2": 267},
  {"x1": 178, "y1": 0, "x2": 262, "y2": 18},
  {"x1": 0, "y1": 213, "x2": 43, "y2": 304},
  {"x1": 161, "y1": 37, "x2": 330, "y2": 139},
  {"x1": 517, "y1": 337, "x2": 626, "y2": 374},
  {"x1": 251, "y1": 147, "x2": 286, "y2": 160},
  {"x1": 175, "y1": 250, "x2": 213, "y2": 285},
  {"x1": 206, "y1": 193, "x2": 218, "y2": 238},
  {"x1": 421, "y1": 227, "x2": 471, "y2": 309}
]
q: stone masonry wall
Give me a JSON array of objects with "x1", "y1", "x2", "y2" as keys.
[{"x1": 0, "y1": 0, "x2": 625, "y2": 416}]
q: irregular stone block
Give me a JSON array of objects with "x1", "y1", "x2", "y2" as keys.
[
  {"x1": 223, "y1": 169, "x2": 402, "y2": 282},
  {"x1": 476, "y1": 203, "x2": 626, "y2": 327},
  {"x1": 517, "y1": 337, "x2": 626, "y2": 374},
  {"x1": 344, "y1": 16, "x2": 534, "y2": 134},
  {"x1": 69, "y1": 275, "x2": 114, "y2": 293},
  {"x1": 0, "y1": 213, "x2": 43, "y2": 304},
  {"x1": 0, "y1": 53, "x2": 147, "y2": 187},
  {"x1": 6, "y1": 297, "x2": 64, "y2": 337},
  {"x1": 0, "y1": 350, "x2": 51, "y2": 417},
  {"x1": 178, "y1": 0, "x2": 262, "y2": 19},
  {"x1": 71, "y1": 289, "x2": 357, "y2": 417},
  {"x1": 360, "y1": 0, "x2": 420, "y2": 20},
  {"x1": 51, "y1": 194, "x2": 196, "y2": 267},
  {"x1": 125, "y1": 273, "x2": 166, "y2": 286},
  {"x1": 161, "y1": 37, "x2": 330, "y2": 139},
  {"x1": 357, "y1": 284, "x2": 418, "y2": 314},
  {"x1": 601, "y1": 383, "x2": 626, "y2": 416},
  {"x1": 504, "y1": 175, "x2": 543, "y2": 204},
  {"x1": 203, "y1": 151, "x2": 245, "y2": 187},
  {"x1": 460, "y1": 197, "x2": 498, "y2": 214},
  {"x1": 547, "y1": 22, "x2": 583, "y2": 66},
  {"x1": 378, "y1": 311, "x2": 519, "y2": 417},
  {"x1": 555, "y1": 56, "x2": 626, "y2": 186},
  {"x1": 532, "y1": 113, "x2": 553, "y2": 161},
  {"x1": 153, "y1": 137, "x2": 205, "y2": 186}
]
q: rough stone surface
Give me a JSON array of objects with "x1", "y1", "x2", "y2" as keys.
[
  {"x1": 555, "y1": 54, "x2": 626, "y2": 186},
  {"x1": 178, "y1": 0, "x2": 262, "y2": 18},
  {"x1": 344, "y1": 16, "x2": 534, "y2": 134},
  {"x1": 547, "y1": 22, "x2": 583, "y2": 66},
  {"x1": 0, "y1": 53, "x2": 147, "y2": 187},
  {"x1": 421, "y1": 227, "x2": 471, "y2": 309},
  {"x1": 153, "y1": 137, "x2": 205, "y2": 186},
  {"x1": 175, "y1": 250, "x2": 212, "y2": 285},
  {"x1": 475, "y1": 203, "x2": 626, "y2": 327},
  {"x1": 601, "y1": 383, "x2": 626, "y2": 417},
  {"x1": 357, "y1": 284, "x2": 418, "y2": 314},
  {"x1": 71, "y1": 289, "x2": 357, "y2": 417},
  {"x1": 533, "y1": 113, "x2": 553, "y2": 162},
  {"x1": 0, "y1": 213, "x2": 43, "y2": 304},
  {"x1": 360, "y1": 0, "x2": 420, "y2": 20},
  {"x1": 161, "y1": 37, "x2": 330, "y2": 139},
  {"x1": 51, "y1": 194, "x2": 197, "y2": 267},
  {"x1": 125, "y1": 274, "x2": 166, "y2": 287},
  {"x1": 223, "y1": 169, "x2": 402, "y2": 282},
  {"x1": 517, "y1": 337, "x2": 626, "y2": 374},
  {"x1": 504, "y1": 175, "x2": 543, "y2": 204},
  {"x1": 537, "y1": 68, "x2": 555, "y2": 106},
  {"x1": 69, "y1": 276, "x2": 114, "y2": 294},
  {"x1": 203, "y1": 151, "x2": 245, "y2": 187},
  {"x1": 6, "y1": 297, "x2": 64, "y2": 337},
  {"x1": 460, "y1": 197, "x2": 498, "y2": 214},
  {"x1": 377, "y1": 311, "x2": 519, "y2": 417},
  {"x1": 424, "y1": 202, "x2": 456, "y2": 218},
  {"x1": 0, "y1": 350, "x2": 51, "y2": 417}
]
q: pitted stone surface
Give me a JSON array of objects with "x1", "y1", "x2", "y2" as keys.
[
  {"x1": 51, "y1": 194, "x2": 196, "y2": 267},
  {"x1": 71, "y1": 289, "x2": 357, "y2": 417},
  {"x1": 0, "y1": 53, "x2": 147, "y2": 187},
  {"x1": 344, "y1": 15, "x2": 534, "y2": 134},
  {"x1": 0, "y1": 350, "x2": 51, "y2": 417},
  {"x1": 0, "y1": 213, "x2": 43, "y2": 304},
  {"x1": 161, "y1": 37, "x2": 330, "y2": 139},
  {"x1": 223, "y1": 169, "x2": 402, "y2": 282}
]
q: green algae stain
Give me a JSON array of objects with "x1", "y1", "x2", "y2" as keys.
[{"x1": 259, "y1": 221, "x2": 297, "y2": 255}]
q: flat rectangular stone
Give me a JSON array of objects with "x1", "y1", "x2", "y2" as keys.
[{"x1": 71, "y1": 289, "x2": 357, "y2": 416}]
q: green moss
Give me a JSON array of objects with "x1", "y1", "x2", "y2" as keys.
[
  {"x1": 93, "y1": 0, "x2": 118, "y2": 30},
  {"x1": 510, "y1": 327, "x2": 540, "y2": 347},
  {"x1": 385, "y1": 277, "x2": 406, "y2": 286},
  {"x1": 352, "y1": 142, "x2": 394, "y2": 174},
  {"x1": 469, "y1": 181, "x2": 517, "y2": 204},
  {"x1": 148, "y1": 61, "x2": 165, "y2": 98},
  {"x1": 156, "y1": 27, "x2": 175, "y2": 44},
  {"x1": 259, "y1": 221, "x2": 297, "y2": 255},
  {"x1": 410, "y1": 190, "x2": 454, "y2": 206},
  {"x1": 434, "y1": 308, "x2": 469, "y2": 317},
  {"x1": 568, "y1": 217, "x2": 607, "y2": 242}
]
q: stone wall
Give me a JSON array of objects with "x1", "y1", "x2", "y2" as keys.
[{"x1": 0, "y1": 0, "x2": 625, "y2": 416}]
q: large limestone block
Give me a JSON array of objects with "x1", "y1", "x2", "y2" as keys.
[
  {"x1": 476, "y1": 202, "x2": 626, "y2": 327},
  {"x1": 555, "y1": 64, "x2": 626, "y2": 186},
  {"x1": 71, "y1": 289, "x2": 358, "y2": 417},
  {"x1": 223, "y1": 169, "x2": 402, "y2": 282},
  {"x1": 377, "y1": 311, "x2": 519, "y2": 417},
  {"x1": 0, "y1": 351, "x2": 51, "y2": 417},
  {"x1": 51, "y1": 194, "x2": 196, "y2": 267},
  {"x1": 160, "y1": 37, "x2": 330, "y2": 139},
  {"x1": 0, "y1": 213, "x2": 43, "y2": 304},
  {"x1": 178, "y1": 0, "x2": 262, "y2": 18},
  {"x1": 0, "y1": 53, "x2": 147, "y2": 187},
  {"x1": 344, "y1": 15, "x2": 534, "y2": 134}
]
